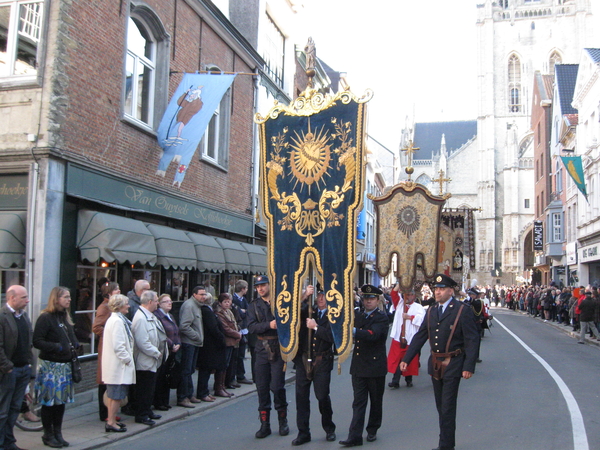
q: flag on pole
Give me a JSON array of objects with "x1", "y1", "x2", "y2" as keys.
[
  {"x1": 156, "y1": 73, "x2": 236, "y2": 186},
  {"x1": 561, "y1": 156, "x2": 587, "y2": 199}
]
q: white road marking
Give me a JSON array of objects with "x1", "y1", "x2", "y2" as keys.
[{"x1": 495, "y1": 317, "x2": 589, "y2": 450}]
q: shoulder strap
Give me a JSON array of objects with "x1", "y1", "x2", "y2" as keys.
[{"x1": 444, "y1": 303, "x2": 464, "y2": 353}]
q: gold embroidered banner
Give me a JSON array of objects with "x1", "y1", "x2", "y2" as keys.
[{"x1": 373, "y1": 182, "x2": 446, "y2": 290}]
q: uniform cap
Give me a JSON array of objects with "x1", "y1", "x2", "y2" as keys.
[
  {"x1": 254, "y1": 275, "x2": 269, "y2": 286},
  {"x1": 361, "y1": 284, "x2": 383, "y2": 298},
  {"x1": 432, "y1": 274, "x2": 458, "y2": 288}
]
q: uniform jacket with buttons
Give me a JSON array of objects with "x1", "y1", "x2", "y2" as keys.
[
  {"x1": 294, "y1": 302, "x2": 335, "y2": 362},
  {"x1": 403, "y1": 297, "x2": 480, "y2": 379},
  {"x1": 349, "y1": 308, "x2": 389, "y2": 377}
]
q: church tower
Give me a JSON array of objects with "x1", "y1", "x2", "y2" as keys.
[{"x1": 475, "y1": 0, "x2": 594, "y2": 283}]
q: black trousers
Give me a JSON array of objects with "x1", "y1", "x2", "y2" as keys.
[
  {"x1": 347, "y1": 375, "x2": 385, "y2": 441},
  {"x1": 154, "y1": 354, "x2": 175, "y2": 407},
  {"x1": 254, "y1": 345, "x2": 286, "y2": 412},
  {"x1": 294, "y1": 356, "x2": 335, "y2": 437},
  {"x1": 134, "y1": 370, "x2": 158, "y2": 421},
  {"x1": 236, "y1": 338, "x2": 247, "y2": 380},
  {"x1": 432, "y1": 376, "x2": 462, "y2": 450}
]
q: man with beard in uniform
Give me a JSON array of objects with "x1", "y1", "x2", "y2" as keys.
[
  {"x1": 401, "y1": 274, "x2": 479, "y2": 450},
  {"x1": 292, "y1": 285, "x2": 336, "y2": 445},
  {"x1": 339, "y1": 284, "x2": 389, "y2": 447},
  {"x1": 247, "y1": 275, "x2": 289, "y2": 439}
]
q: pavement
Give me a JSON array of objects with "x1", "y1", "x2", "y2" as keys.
[{"x1": 14, "y1": 356, "x2": 295, "y2": 450}]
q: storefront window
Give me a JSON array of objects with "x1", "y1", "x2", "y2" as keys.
[
  {"x1": 75, "y1": 262, "x2": 117, "y2": 355},
  {"x1": 0, "y1": 269, "x2": 25, "y2": 304},
  {"x1": 166, "y1": 271, "x2": 188, "y2": 302},
  {"x1": 226, "y1": 274, "x2": 244, "y2": 296},
  {"x1": 199, "y1": 273, "x2": 220, "y2": 300},
  {"x1": 131, "y1": 263, "x2": 161, "y2": 293}
]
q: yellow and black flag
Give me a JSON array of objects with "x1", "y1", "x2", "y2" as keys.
[{"x1": 255, "y1": 89, "x2": 371, "y2": 363}]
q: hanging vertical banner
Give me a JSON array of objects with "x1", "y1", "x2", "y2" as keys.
[
  {"x1": 256, "y1": 88, "x2": 372, "y2": 363},
  {"x1": 373, "y1": 183, "x2": 447, "y2": 290},
  {"x1": 533, "y1": 220, "x2": 544, "y2": 251},
  {"x1": 156, "y1": 73, "x2": 236, "y2": 187},
  {"x1": 560, "y1": 156, "x2": 587, "y2": 199}
]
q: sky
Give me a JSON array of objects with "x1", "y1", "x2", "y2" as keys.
[{"x1": 300, "y1": 0, "x2": 479, "y2": 152}]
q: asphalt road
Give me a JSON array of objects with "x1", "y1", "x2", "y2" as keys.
[{"x1": 105, "y1": 308, "x2": 600, "y2": 450}]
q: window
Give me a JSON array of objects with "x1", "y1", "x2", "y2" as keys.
[
  {"x1": 124, "y1": 17, "x2": 155, "y2": 126},
  {"x1": 552, "y1": 213, "x2": 562, "y2": 242},
  {"x1": 123, "y1": 6, "x2": 169, "y2": 130},
  {"x1": 508, "y1": 54, "x2": 522, "y2": 113},
  {"x1": 549, "y1": 51, "x2": 562, "y2": 75},
  {"x1": 0, "y1": 0, "x2": 43, "y2": 79},
  {"x1": 199, "y1": 72, "x2": 231, "y2": 169},
  {"x1": 262, "y1": 14, "x2": 285, "y2": 88},
  {"x1": 524, "y1": 199, "x2": 530, "y2": 209},
  {"x1": 75, "y1": 262, "x2": 118, "y2": 355}
]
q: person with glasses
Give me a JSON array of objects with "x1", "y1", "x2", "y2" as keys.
[{"x1": 153, "y1": 295, "x2": 181, "y2": 410}]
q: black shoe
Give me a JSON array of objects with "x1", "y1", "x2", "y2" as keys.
[
  {"x1": 326, "y1": 431, "x2": 336, "y2": 441},
  {"x1": 42, "y1": 434, "x2": 62, "y2": 448},
  {"x1": 105, "y1": 424, "x2": 127, "y2": 432},
  {"x1": 406, "y1": 380, "x2": 413, "y2": 387},
  {"x1": 135, "y1": 418, "x2": 156, "y2": 426},
  {"x1": 154, "y1": 405, "x2": 169, "y2": 411},
  {"x1": 339, "y1": 438, "x2": 363, "y2": 447},
  {"x1": 238, "y1": 378, "x2": 253, "y2": 385},
  {"x1": 292, "y1": 435, "x2": 311, "y2": 446},
  {"x1": 366, "y1": 433, "x2": 377, "y2": 442},
  {"x1": 476, "y1": 359, "x2": 482, "y2": 363},
  {"x1": 387, "y1": 382, "x2": 399, "y2": 389},
  {"x1": 148, "y1": 413, "x2": 162, "y2": 420}
]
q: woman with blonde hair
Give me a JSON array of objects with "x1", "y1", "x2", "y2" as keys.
[
  {"x1": 33, "y1": 286, "x2": 79, "y2": 448},
  {"x1": 102, "y1": 294, "x2": 136, "y2": 432},
  {"x1": 92, "y1": 281, "x2": 120, "y2": 422}
]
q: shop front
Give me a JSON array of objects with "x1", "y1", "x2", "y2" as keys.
[{"x1": 578, "y1": 241, "x2": 600, "y2": 287}]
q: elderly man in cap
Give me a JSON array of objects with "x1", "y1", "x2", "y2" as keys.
[
  {"x1": 400, "y1": 274, "x2": 479, "y2": 450},
  {"x1": 292, "y1": 284, "x2": 336, "y2": 445},
  {"x1": 339, "y1": 284, "x2": 389, "y2": 447},
  {"x1": 387, "y1": 284, "x2": 425, "y2": 389},
  {"x1": 247, "y1": 275, "x2": 289, "y2": 439}
]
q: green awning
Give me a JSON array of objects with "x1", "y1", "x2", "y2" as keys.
[
  {"x1": 145, "y1": 223, "x2": 197, "y2": 270},
  {"x1": 186, "y1": 232, "x2": 226, "y2": 272},
  {"x1": 215, "y1": 238, "x2": 250, "y2": 274},
  {"x1": 0, "y1": 211, "x2": 26, "y2": 269},
  {"x1": 77, "y1": 210, "x2": 157, "y2": 265},
  {"x1": 241, "y1": 243, "x2": 267, "y2": 274}
]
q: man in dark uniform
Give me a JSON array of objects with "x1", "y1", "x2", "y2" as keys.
[
  {"x1": 401, "y1": 274, "x2": 479, "y2": 450},
  {"x1": 339, "y1": 284, "x2": 389, "y2": 447},
  {"x1": 292, "y1": 285, "x2": 336, "y2": 446},
  {"x1": 464, "y1": 287, "x2": 484, "y2": 363},
  {"x1": 247, "y1": 275, "x2": 289, "y2": 439}
]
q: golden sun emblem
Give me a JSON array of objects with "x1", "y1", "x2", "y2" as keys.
[{"x1": 289, "y1": 121, "x2": 331, "y2": 192}]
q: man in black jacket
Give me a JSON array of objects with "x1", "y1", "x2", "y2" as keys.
[
  {"x1": 0, "y1": 285, "x2": 33, "y2": 450},
  {"x1": 247, "y1": 275, "x2": 289, "y2": 439},
  {"x1": 340, "y1": 284, "x2": 389, "y2": 447},
  {"x1": 292, "y1": 285, "x2": 336, "y2": 445},
  {"x1": 401, "y1": 274, "x2": 479, "y2": 450}
]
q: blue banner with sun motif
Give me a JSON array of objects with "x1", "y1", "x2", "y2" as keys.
[{"x1": 256, "y1": 89, "x2": 371, "y2": 363}]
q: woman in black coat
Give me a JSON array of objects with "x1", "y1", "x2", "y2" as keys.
[
  {"x1": 195, "y1": 294, "x2": 226, "y2": 402},
  {"x1": 33, "y1": 286, "x2": 79, "y2": 448}
]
